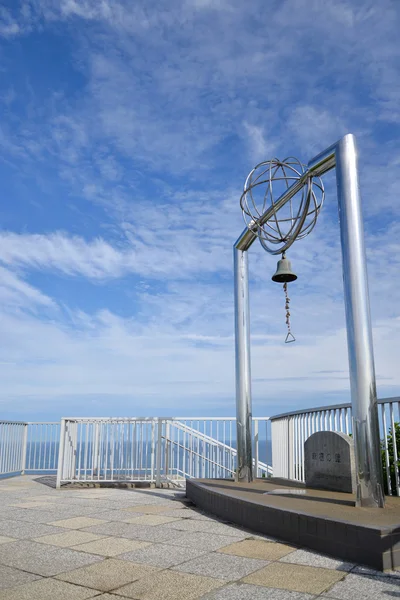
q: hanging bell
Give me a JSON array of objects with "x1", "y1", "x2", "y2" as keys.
[{"x1": 271, "y1": 255, "x2": 297, "y2": 283}]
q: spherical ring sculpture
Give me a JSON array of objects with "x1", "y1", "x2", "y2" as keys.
[{"x1": 240, "y1": 157, "x2": 325, "y2": 255}]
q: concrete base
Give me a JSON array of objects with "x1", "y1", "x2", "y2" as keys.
[{"x1": 186, "y1": 478, "x2": 400, "y2": 572}]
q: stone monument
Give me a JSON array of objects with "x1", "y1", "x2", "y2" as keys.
[{"x1": 304, "y1": 431, "x2": 356, "y2": 493}]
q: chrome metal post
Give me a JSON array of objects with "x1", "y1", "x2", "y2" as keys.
[
  {"x1": 234, "y1": 247, "x2": 253, "y2": 482},
  {"x1": 335, "y1": 134, "x2": 384, "y2": 507}
]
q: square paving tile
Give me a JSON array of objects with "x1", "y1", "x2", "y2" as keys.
[
  {"x1": 82, "y1": 522, "x2": 176, "y2": 544},
  {"x1": 322, "y1": 573, "x2": 400, "y2": 599},
  {"x1": 0, "y1": 539, "x2": 103, "y2": 576},
  {"x1": 161, "y1": 508, "x2": 215, "y2": 520},
  {"x1": 11, "y1": 509, "x2": 93, "y2": 523},
  {"x1": 0, "y1": 564, "x2": 41, "y2": 590},
  {"x1": 91, "y1": 596, "x2": 121, "y2": 599},
  {"x1": 113, "y1": 569, "x2": 224, "y2": 599},
  {"x1": 48, "y1": 516, "x2": 109, "y2": 529},
  {"x1": 86, "y1": 510, "x2": 146, "y2": 523},
  {"x1": 242, "y1": 533, "x2": 279, "y2": 542},
  {"x1": 57, "y1": 558, "x2": 158, "y2": 592},
  {"x1": 201, "y1": 583, "x2": 316, "y2": 599},
  {"x1": 173, "y1": 552, "x2": 268, "y2": 582},
  {"x1": 167, "y1": 531, "x2": 244, "y2": 551},
  {"x1": 119, "y1": 543, "x2": 209, "y2": 568},
  {"x1": 73, "y1": 537, "x2": 151, "y2": 557},
  {"x1": 218, "y1": 540, "x2": 296, "y2": 560},
  {"x1": 127, "y1": 515, "x2": 181, "y2": 526},
  {"x1": 0, "y1": 519, "x2": 65, "y2": 539},
  {"x1": 123, "y1": 505, "x2": 181, "y2": 514},
  {"x1": 243, "y1": 563, "x2": 345, "y2": 594},
  {"x1": 0, "y1": 577, "x2": 100, "y2": 599},
  {"x1": 23, "y1": 495, "x2": 56, "y2": 502},
  {"x1": 10, "y1": 501, "x2": 55, "y2": 508},
  {"x1": 159, "y1": 519, "x2": 247, "y2": 537},
  {"x1": 280, "y1": 549, "x2": 354, "y2": 572},
  {"x1": 0, "y1": 536, "x2": 16, "y2": 545},
  {"x1": 34, "y1": 530, "x2": 105, "y2": 547},
  {"x1": 0, "y1": 508, "x2": 19, "y2": 519}
]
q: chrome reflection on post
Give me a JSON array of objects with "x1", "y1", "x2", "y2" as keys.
[
  {"x1": 234, "y1": 247, "x2": 253, "y2": 482},
  {"x1": 335, "y1": 135, "x2": 384, "y2": 508},
  {"x1": 234, "y1": 133, "x2": 385, "y2": 506}
]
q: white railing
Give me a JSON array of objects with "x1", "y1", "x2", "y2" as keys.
[
  {"x1": 56, "y1": 417, "x2": 272, "y2": 487},
  {"x1": 0, "y1": 421, "x2": 27, "y2": 477},
  {"x1": 25, "y1": 422, "x2": 60, "y2": 473},
  {"x1": 56, "y1": 418, "x2": 158, "y2": 487},
  {"x1": 271, "y1": 397, "x2": 400, "y2": 496},
  {"x1": 0, "y1": 421, "x2": 61, "y2": 477},
  {"x1": 159, "y1": 418, "x2": 271, "y2": 484}
]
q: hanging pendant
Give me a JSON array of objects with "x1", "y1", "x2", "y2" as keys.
[{"x1": 283, "y1": 282, "x2": 295, "y2": 343}]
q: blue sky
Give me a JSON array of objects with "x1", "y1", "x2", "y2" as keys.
[{"x1": 1, "y1": 0, "x2": 400, "y2": 421}]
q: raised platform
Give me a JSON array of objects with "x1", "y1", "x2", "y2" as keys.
[{"x1": 186, "y1": 477, "x2": 400, "y2": 571}]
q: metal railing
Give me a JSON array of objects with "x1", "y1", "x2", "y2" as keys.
[
  {"x1": 56, "y1": 417, "x2": 272, "y2": 487},
  {"x1": 158, "y1": 418, "x2": 271, "y2": 484},
  {"x1": 0, "y1": 421, "x2": 61, "y2": 477},
  {"x1": 25, "y1": 422, "x2": 60, "y2": 473},
  {"x1": 0, "y1": 421, "x2": 26, "y2": 477},
  {"x1": 270, "y1": 397, "x2": 400, "y2": 495}
]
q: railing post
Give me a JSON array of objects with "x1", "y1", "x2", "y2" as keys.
[
  {"x1": 93, "y1": 422, "x2": 100, "y2": 477},
  {"x1": 254, "y1": 419, "x2": 259, "y2": 478},
  {"x1": 20, "y1": 423, "x2": 28, "y2": 474},
  {"x1": 56, "y1": 419, "x2": 66, "y2": 489},
  {"x1": 150, "y1": 420, "x2": 156, "y2": 482},
  {"x1": 265, "y1": 420, "x2": 270, "y2": 477},
  {"x1": 165, "y1": 421, "x2": 170, "y2": 480},
  {"x1": 287, "y1": 418, "x2": 293, "y2": 480},
  {"x1": 155, "y1": 418, "x2": 162, "y2": 488}
]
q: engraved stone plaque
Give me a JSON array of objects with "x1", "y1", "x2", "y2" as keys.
[{"x1": 304, "y1": 431, "x2": 356, "y2": 493}]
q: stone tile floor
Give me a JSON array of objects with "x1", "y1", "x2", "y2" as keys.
[{"x1": 0, "y1": 476, "x2": 399, "y2": 599}]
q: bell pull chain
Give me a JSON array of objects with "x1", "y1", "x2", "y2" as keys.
[{"x1": 283, "y1": 282, "x2": 295, "y2": 343}]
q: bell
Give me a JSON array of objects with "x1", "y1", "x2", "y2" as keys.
[{"x1": 271, "y1": 256, "x2": 297, "y2": 283}]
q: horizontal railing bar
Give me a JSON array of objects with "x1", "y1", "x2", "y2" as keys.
[
  {"x1": 1, "y1": 417, "x2": 271, "y2": 424},
  {"x1": 270, "y1": 397, "x2": 400, "y2": 421},
  {"x1": 55, "y1": 416, "x2": 270, "y2": 421},
  {"x1": 25, "y1": 422, "x2": 59, "y2": 425},
  {"x1": 270, "y1": 404, "x2": 351, "y2": 421}
]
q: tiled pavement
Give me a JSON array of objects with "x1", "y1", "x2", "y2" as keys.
[{"x1": 0, "y1": 477, "x2": 399, "y2": 599}]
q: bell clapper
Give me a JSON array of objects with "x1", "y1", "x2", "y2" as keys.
[{"x1": 271, "y1": 252, "x2": 297, "y2": 343}]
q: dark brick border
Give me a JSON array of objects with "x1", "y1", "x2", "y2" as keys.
[{"x1": 186, "y1": 479, "x2": 400, "y2": 571}]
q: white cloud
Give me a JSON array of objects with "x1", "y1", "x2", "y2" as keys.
[
  {"x1": 0, "y1": 226, "x2": 231, "y2": 280},
  {"x1": 0, "y1": 7, "x2": 21, "y2": 37},
  {"x1": 242, "y1": 122, "x2": 276, "y2": 163},
  {"x1": 0, "y1": 266, "x2": 54, "y2": 310}
]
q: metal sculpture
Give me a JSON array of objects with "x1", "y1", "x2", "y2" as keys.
[
  {"x1": 240, "y1": 157, "x2": 324, "y2": 255},
  {"x1": 233, "y1": 134, "x2": 384, "y2": 509},
  {"x1": 240, "y1": 158, "x2": 324, "y2": 343}
]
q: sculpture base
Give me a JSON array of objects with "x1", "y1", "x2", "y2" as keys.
[{"x1": 186, "y1": 477, "x2": 400, "y2": 572}]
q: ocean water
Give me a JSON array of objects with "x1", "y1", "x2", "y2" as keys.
[{"x1": 23, "y1": 439, "x2": 272, "y2": 477}]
